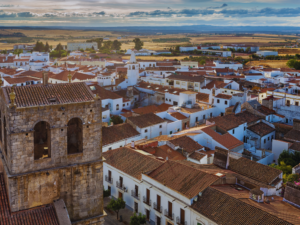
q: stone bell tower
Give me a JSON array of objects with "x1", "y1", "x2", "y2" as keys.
[{"x1": 0, "y1": 80, "x2": 105, "y2": 224}]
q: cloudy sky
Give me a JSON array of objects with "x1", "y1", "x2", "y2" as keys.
[{"x1": 0, "y1": 0, "x2": 300, "y2": 27}]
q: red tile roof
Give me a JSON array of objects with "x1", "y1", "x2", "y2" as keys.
[
  {"x1": 103, "y1": 147, "x2": 164, "y2": 180},
  {"x1": 148, "y1": 160, "x2": 219, "y2": 198},
  {"x1": 127, "y1": 113, "x2": 165, "y2": 128},
  {"x1": 88, "y1": 84, "x2": 122, "y2": 100},
  {"x1": 215, "y1": 93, "x2": 232, "y2": 100},
  {"x1": 168, "y1": 136, "x2": 203, "y2": 154},
  {"x1": 196, "y1": 92, "x2": 209, "y2": 103},
  {"x1": 169, "y1": 112, "x2": 187, "y2": 120},
  {"x1": 2, "y1": 83, "x2": 95, "y2": 107},
  {"x1": 202, "y1": 80, "x2": 224, "y2": 90},
  {"x1": 0, "y1": 174, "x2": 60, "y2": 225},
  {"x1": 247, "y1": 122, "x2": 275, "y2": 137},
  {"x1": 102, "y1": 124, "x2": 140, "y2": 146},
  {"x1": 201, "y1": 125, "x2": 244, "y2": 150}
]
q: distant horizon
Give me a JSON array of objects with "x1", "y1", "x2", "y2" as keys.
[{"x1": 1, "y1": 0, "x2": 300, "y2": 28}]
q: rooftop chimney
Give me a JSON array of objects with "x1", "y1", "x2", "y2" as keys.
[{"x1": 43, "y1": 71, "x2": 48, "y2": 86}]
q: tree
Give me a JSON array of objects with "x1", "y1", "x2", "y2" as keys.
[
  {"x1": 107, "y1": 198, "x2": 125, "y2": 220},
  {"x1": 111, "y1": 40, "x2": 122, "y2": 50},
  {"x1": 103, "y1": 41, "x2": 113, "y2": 50},
  {"x1": 55, "y1": 43, "x2": 64, "y2": 51},
  {"x1": 13, "y1": 48, "x2": 23, "y2": 56},
  {"x1": 287, "y1": 59, "x2": 300, "y2": 70},
  {"x1": 33, "y1": 41, "x2": 45, "y2": 52},
  {"x1": 245, "y1": 47, "x2": 251, "y2": 53},
  {"x1": 130, "y1": 213, "x2": 147, "y2": 225},
  {"x1": 111, "y1": 115, "x2": 123, "y2": 125},
  {"x1": 87, "y1": 38, "x2": 103, "y2": 48},
  {"x1": 44, "y1": 42, "x2": 50, "y2": 52},
  {"x1": 133, "y1": 38, "x2": 144, "y2": 50},
  {"x1": 80, "y1": 48, "x2": 84, "y2": 52}
]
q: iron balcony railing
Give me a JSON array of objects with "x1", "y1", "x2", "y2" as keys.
[
  {"x1": 143, "y1": 196, "x2": 151, "y2": 206},
  {"x1": 131, "y1": 190, "x2": 140, "y2": 200},
  {"x1": 153, "y1": 202, "x2": 162, "y2": 213},
  {"x1": 105, "y1": 175, "x2": 113, "y2": 184},
  {"x1": 164, "y1": 209, "x2": 174, "y2": 220},
  {"x1": 176, "y1": 217, "x2": 187, "y2": 225}
]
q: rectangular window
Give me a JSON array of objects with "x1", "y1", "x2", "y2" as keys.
[
  {"x1": 168, "y1": 201, "x2": 173, "y2": 216},
  {"x1": 108, "y1": 170, "x2": 112, "y2": 181},
  {"x1": 157, "y1": 195, "x2": 161, "y2": 209},
  {"x1": 180, "y1": 208, "x2": 185, "y2": 224},
  {"x1": 146, "y1": 189, "x2": 150, "y2": 204},
  {"x1": 146, "y1": 209, "x2": 150, "y2": 220},
  {"x1": 195, "y1": 117, "x2": 198, "y2": 122},
  {"x1": 135, "y1": 202, "x2": 138, "y2": 213},
  {"x1": 119, "y1": 176, "x2": 123, "y2": 187},
  {"x1": 217, "y1": 99, "x2": 220, "y2": 103},
  {"x1": 225, "y1": 101, "x2": 228, "y2": 105}
]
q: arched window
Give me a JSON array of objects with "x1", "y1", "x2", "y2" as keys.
[
  {"x1": 3, "y1": 116, "x2": 7, "y2": 155},
  {"x1": 132, "y1": 65, "x2": 135, "y2": 70},
  {"x1": 34, "y1": 121, "x2": 51, "y2": 160},
  {"x1": 67, "y1": 118, "x2": 83, "y2": 154},
  {"x1": 0, "y1": 111, "x2": 2, "y2": 143}
]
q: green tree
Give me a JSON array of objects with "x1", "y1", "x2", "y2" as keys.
[
  {"x1": 107, "y1": 198, "x2": 125, "y2": 220},
  {"x1": 130, "y1": 213, "x2": 147, "y2": 225},
  {"x1": 112, "y1": 40, "x2": 122, "y2": 50},
  {"x1": 80, "y1": 48, "x2": 84, "y2": 52},
  {"x1": 111, "y1": 115, "x2": 123, "y2": 125},
  {"x1": 33, "y1": 41, "x2": 45, "y2": 52},
  {"x1": 13, "y1": 48, "x2": 23, "y2": 56},
  {"x1": 270, "y1": 161, "x2": 292, "y2": 175},
  {"x1": 44, "y1": 42, "x2": 50, "y2": 52},
  {"x1": 55, "y1": 43, "x2": 64, "y2": 51},
  {"x1": 245, "y1": 47, "x2": 251, "y2": 53},
  {"x1": 133, "y1": 38, "x2": 144, "y2": 51},
  {"x1": 287, "y1": 59, "x2": 300, "y2": 70},
  {"x1": 103, "y1": 41, "x2": 113, "y2": 50},
  {"x1": 87, "y1": 38, "x2": 103, "y2": 48}
]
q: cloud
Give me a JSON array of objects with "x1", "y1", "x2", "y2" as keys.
[
  {"x1": 43, "y1": 14, "x2": 57, "y2": 17},
  {"x1": 0, "y1": 4, "x2": 14, "y2": 7},
  {"x1": 17, "y1": 12, "x2": 35, "y2": 17},
  {"x1": 208, "y1": 3, "x2": 228, "y2": 9},
  {"x1": 0, "y1": 12, "x2": 16, "y2": 17},
  {"x1": 93, "y1": 11, "x2": 105, "y2": 15},
  {"x1": 221, "y1": 3, "x2": 228, "y2": 8}
]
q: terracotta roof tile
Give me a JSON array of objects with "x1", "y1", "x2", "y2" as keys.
[
  {"x1": 229, "y1": 157, "x2": 282, "y2": 185},
  {"x1": 215, "y1": 93, "x2": 232, "y2": 100},
  {"x1": 284, "y1": 129, "x2": 300, "y2": 142},
  {"x1": 192, "y1": 187, "x2": 293, "y2": 225},
  {"x1": 148, "y1": 160, "x2": 219, "y2": 198},
  {"x1": 208, "y1": 111, "x2": 262, "y2": 131},
  {"x1": 196, "y1": 93, "x2": 209, "y2": 103},
  {"x1": 102, "y1": 124, "x2": 140, "y2": 146},
  {"x1": 168, "y1": 136, "x2": 203, "y2": 154},
  {"x1": 88, "y1": 84, "x2": 122, "y2": 100},
  {"x1": 127, "y1": 113, "x2": 165, "y2": 128},
  {"x1": 169, "y1": 112, "x2": 187, "y2": 120},
  {"x1": 103, "y1": 147, "x2": 164, "y2": 180},
  {"x1": 201, "y1": 125, "x2": 244, "y2": 150},
  {"x1": 202, "y1": 80, "x2": 224, "y2": 90},
  {"x1": 247, "y1": 122, "x2": 275, "y2": 137},
  {"x1": 2, "y1": 82, "x2": 95, "y2": 107},
  {"x1": 143, "y1": 145, "x2": 186, "y2": 160},
  {"x1": 189, "y1": 151, "x2": 206, "y2": 161}
]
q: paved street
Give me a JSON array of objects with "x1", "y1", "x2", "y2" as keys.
[{"x1": 103, "y1": 197, "x2": 133, "y2": 225}]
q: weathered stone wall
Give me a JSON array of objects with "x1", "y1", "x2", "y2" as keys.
[
  {"x1": 0, "y1": 98, "x2": 102, "y2": 175},
  {"x1": 5, "y1": 161, "x2": 104, "y2": 221}
]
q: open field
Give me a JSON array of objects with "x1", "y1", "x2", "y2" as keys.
[
  {"x1": 0, "y1": 29, "x2": 299, "y2": 52},
  {"x1": 122, "y1": 55, "x2": 188, "y2": 61},
  {"x1": 246, "y1": 60, "x2": 289, "y2": 68}
]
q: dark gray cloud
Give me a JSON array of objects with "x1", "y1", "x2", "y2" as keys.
[
  {"x1": 208, "y1": 3, "x2": 228, "y2": 9},
  {"x1": 0, "y1": 12, "x2": 16, "y2": 17},
  {"x1": 43, "y1": 13, "x2": 57, "y2": 17},
  {"x1": 93, "y1": 11, "x2": 105, "y2": 15},
  {"x1": 17, "y1": 12, "x2": 35, "y2": 17},
  {"x1": 128, "y1": 6, "x2": 300, "y2": 18}
]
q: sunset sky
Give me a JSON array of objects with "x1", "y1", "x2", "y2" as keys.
[{"x1": 0, "y1": 0, "x2": 300, "y2": 27}]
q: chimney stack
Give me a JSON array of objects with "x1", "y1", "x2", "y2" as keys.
[{"x1": 43, "y1": 71, "x2": 48, "y2": 86}]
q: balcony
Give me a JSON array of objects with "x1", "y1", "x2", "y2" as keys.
[
  {"x1": 176, "y1": 217, "x2": 187, "y2": 225},
  {"x1": 164, "y1": 209, "x2": 174, "y2": 220},
  {"x1": 116, "y1": 181, "x2": 127, "y2": 192},
  {"x1": 105, "y1": 175, "x2": 113, "y2": 184},
  {"x1": 153, "y1": 202, "x2": 162, "y2": 213},
  {"x1": 143, "y1": 196, "x2": 152, "y2": 207},
  {"x1": 131, "y1": 190, "x2": 140, "y2": 200}
]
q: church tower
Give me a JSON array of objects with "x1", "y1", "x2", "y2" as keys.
[
  {"x1": 126, "y1": 51, "x2": 139, "y2": 86},
  {"x1": 0, "y1": 76, "x2": 105, "y2": 224}
]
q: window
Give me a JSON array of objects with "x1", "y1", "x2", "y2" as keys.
[
  {"x1": 180, "y1": 208, "x2": 185, "y2": 224},
  {"x1": 170, "y1": 131, "x2": 172, "y2": 135},
  {"x1": 264, "y1": 139, "x2": 266, "y2": 144},
  {"x1": 109, "y1": 147, "x2": 112, "y2": 150},
  {"x1": 203, "y1": 115, "x2": 206, "y2": 120},
  {"x1": 296, "y1": 102, "x2": 299, "y2": 106},
  {"x1": 166, "y1": 98, "x2": 168, "y2": 101},
  {"x1": 108, "y1": 186, "x2": 111, "y2": 196},
  {"x1": 146, "y1": 188, "x2": 150, "y2": 204},
  {"x1": 123, "y1": 104, "x2": 125, "y2": 107},
  {"x1": 225, "y1": 101, "x2": 228, "y2": 105},
  {"x1": 286, "y1": 118, "x2": 289, "y2": 123},
  {"x1": 145, "y1": 129, "x2": 148, "y2": 133},
  {"x1": 232, "y1": 129, "x2": 235, "y2": 134},
  {"x1": 169, "y1": 99, "x2": 171, "y2": 102},
  {"x1": 217, "y1": 99, "x2": 220, "y2": 103},
  {"x1": 156, "y1": 216, "x2": 161, "y2": 225},
  {"x1": 116, "y1": 104, "x2": 119, "y2": 110},
  {"x1": 176, "y1": 81, "x2": 180, "y2": 85},
  {"x1": 244, "y1": 127, "x2": 246, "y2": 131},
  {"x1": 134, "y1": 202, "x2": 138, "y2": 213},
  {"x1": 268, "y1": 137, "x2": 270, "y2": 141},
  {"x1": 146, "y1": 209, "x2": 150, "y2": 221},
  {"x1": 173, "y1": 101, "x2": 178, "y2": 106},
  {"x1": 210, "y1": 113, "x2": 212, "y2": 118},
  {"x1": 108, "y1": 170, "x2": 112, "y2": 182},
  {"x1": 159, "y1": 125, "x2": 162, "y2": 128},
  {"x1": 118, "y1": 191, "x2": 123, "y2": 199},
  {"x1": 168, "y1": 201, "x2": 173, "y2": 218},
  {"x1": 195, "y1": 117, "x2": 198, "y2": 122},
  {"x1": 67, "y1": 118, "x2": 83, "y2": 154},
  {"x1": 34, "y1": 121, "x2": 51, "y2": 160}
]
